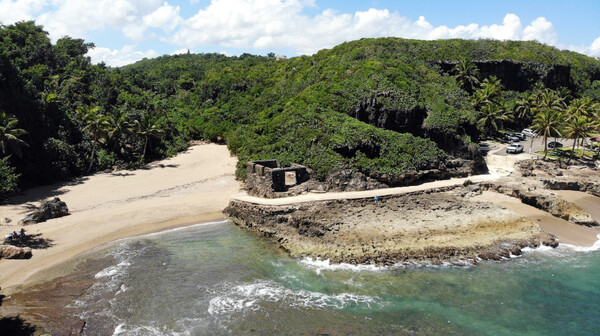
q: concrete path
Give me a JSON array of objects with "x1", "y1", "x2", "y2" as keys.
[{"x1": 230, "y1": 173, "x2": 500, "y2": 205}]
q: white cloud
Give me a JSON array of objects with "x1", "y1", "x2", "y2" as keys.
[
  {"x1": 0, "y1": 0, "x2": 47, "y2": 24},
  {"x1": 86, "y1": 44, "x2": 158, "y2": 66},
  {"x1": 588, "y1": 37, "x2": 600, "y2": 57},
  {"x1": 171, "y1": 47, "x2": 190, "y2": 55},
  {"x1": 2, "y1": 0, "x2": 599, "y2": 66},
  {"x1": 169, "y1": 4, "x2": 566, "y2": 56},
  {"x1": 523, "y1": 17, "x2": 557, "y2": 44},
  {"x1": 36, "y1": 0, "x2": 163, "y2": 41},
  {"x1": 143, "y1": 2, "x2": 181, "y2": 32}
]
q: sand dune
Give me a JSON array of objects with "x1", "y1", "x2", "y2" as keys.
[{"x1": 0, "y1": 143, "x2": 240, "y2": 293}]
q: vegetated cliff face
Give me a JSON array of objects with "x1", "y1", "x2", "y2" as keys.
[
  {"x1": 436, "y1": 60, "x2": 573, "y2": 91},
  {"x1": 342, "y1": 92, "x2": 486, "y2": 189}
]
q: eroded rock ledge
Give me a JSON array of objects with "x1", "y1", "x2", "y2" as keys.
[{"x1": 225, "y1": 188, "x2": 557, "y2": 266}]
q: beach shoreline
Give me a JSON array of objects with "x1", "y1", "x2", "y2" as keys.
[{"x1": 0, "y1": 143, "x2": 241, "y2": 295}]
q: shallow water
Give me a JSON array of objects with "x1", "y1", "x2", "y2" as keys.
[{"x1": 71, "y1": 221, "x2": 600, "y2": 336}]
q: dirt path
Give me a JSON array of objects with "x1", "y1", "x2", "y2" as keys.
[{"x1": 231, "y1": 173, "x2": 500, "y2": 205}]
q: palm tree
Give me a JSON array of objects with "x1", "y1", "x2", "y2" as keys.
[
  {"x1": 477, "y1": 102, "x2": 512, "y2": 138},
  {"x1": 134, "y1": 114, "x2": 165, "y2": 161},
  {"x1": 453, "y1": 59, "x2": 480, "y2": 93},
  {"x1": 473, "y1": 76, "x2": 503, "y2": 109},
  {"x1": 563, "y1": 116, "x2": 594, "y2": 163},
  {"x1": 0, "y1": 111, "x2": 28, "y2": 159},
  {"x1": 535, "y1": 89, "x2": 566, "y2": 113},
  {"x1": 566, "y1": 98, "x2": 598, "y2": 119},
  {"x1": 531, "y1": 109, "x2": 563, "y2": 160},
  {"x1": 515, "y1": 93, "x2": 535, "y2": 120},
  {"x1": 77, "y1": 105, "x2": 110, "y2": 172},
  {"x1": 108, "y1": 110, "x2": 133, "y2": 154}
]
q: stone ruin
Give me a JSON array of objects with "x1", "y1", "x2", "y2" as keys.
[{"x1": 246, "y1": 160, "x2": 310, "y2": 198}]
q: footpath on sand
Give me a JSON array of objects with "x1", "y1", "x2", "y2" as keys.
[{"x1": 231, "y1": 173, "x2": 501, "y2": 205}]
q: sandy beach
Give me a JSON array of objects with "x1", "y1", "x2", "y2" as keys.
[{"x1": 0, "y1": 143, "x2": 241, "y2": 294}]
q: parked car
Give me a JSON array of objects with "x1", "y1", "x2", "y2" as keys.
[
  {"x1": 506, "y1": 143, "x2": 524, "y2": 154},
  {"x1": 504, "y1": 133, "x2": 521, "y2": 142},
  {"x1": 522, "y1": 129, "x2": 538, "y2": 137},
  {"x1": 548, "y1": 141, "x2": 563, "y2": 149}
]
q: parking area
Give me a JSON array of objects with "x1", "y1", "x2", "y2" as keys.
[{"x1": 490, "y1": 136, "x2": 571, "y2": 157}]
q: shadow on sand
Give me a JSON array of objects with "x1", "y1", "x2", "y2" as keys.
[
  {"x1": 1, "y1": 177, "x2": 89, "y2": 206},
  {"x1": 4, "y1": 233, "x2": 54, "y2": 249}
]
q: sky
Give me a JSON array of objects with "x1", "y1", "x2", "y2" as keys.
[{"x1": 0, "y1": 0, "x2": 598, "y2": 67}]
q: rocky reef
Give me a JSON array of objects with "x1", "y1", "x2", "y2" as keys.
[{"x1": 225, "y1": 187, "x2": 557, "y2": 266}]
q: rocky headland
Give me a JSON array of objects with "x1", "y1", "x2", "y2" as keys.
[{"x1": 226, "y1": 160, "x2": 600, "y2": 266}]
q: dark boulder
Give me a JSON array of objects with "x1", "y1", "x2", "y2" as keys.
[
  {"x1": 1, "y1": 245, "x2": 32, "y2": 259},
  {"x1": 19, "y1": 197, "x2": 70, "y2": 225}
]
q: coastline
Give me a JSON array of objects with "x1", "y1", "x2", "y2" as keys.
[{"x1": 0, "y1": 143, "x2": 241, "y2": 295}]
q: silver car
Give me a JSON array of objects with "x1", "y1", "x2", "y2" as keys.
[{"x1": 506, "y1": 143, "x2": 524, "y2": 154}]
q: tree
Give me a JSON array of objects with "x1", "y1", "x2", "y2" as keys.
[
  {"x1": 134, "y1": 114, "x2": 165, "y2": 161},
  {"x1": 531, "y1": 109, "x2": 563, "y2": 160},
  {"x1": 77, "y1": 105, "x2": 110, "y2": 172},
  {"x1": 0, "y1": 111, "x2": 28, "y2": 158},
  {"x1": 477, "y1": 102, "x2": 512, "y2": 138},
  {"x1": 453, "y1": 59, "x2": 480, "y2": 93},
  {"x1": 515, "y1": 92, "x2": 536, "y2": 120},
  {"x1": 473, "y1": 76, "x2": 503, "y2": 109},
  {"x1": 566, "y1": 97, "x2": 598, "y2": 119},
  {"x1": 107, "y1": 109, "x2": 133, "y2": 155},
  {"x1": 563, "y1": 116, "x2": 594, "y2": 163}
]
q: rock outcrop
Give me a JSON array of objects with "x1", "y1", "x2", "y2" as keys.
[
  {"x1": 19, "y1": 197, "x2": 70, "y2": 225},
  {"x1": 225, "y1": 187, "x2": 555, "y2": 265},
  {"x1": 481, "y1": 182, "x2": 598, "y2": 226},
  {"x1": 1, "y1": 245, "x2": 32, "y2": 259},
  {"x1": 436, "y1": 60, "x2": 573, "y2": 91}
]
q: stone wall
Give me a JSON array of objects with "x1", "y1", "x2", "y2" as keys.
[{"x1": 246, "y1": 160, "x2": 310, "y2": 198}]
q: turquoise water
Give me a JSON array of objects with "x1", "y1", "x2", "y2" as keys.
[{"x1": 71, "y1": 221, "x2": 600, "y2": 336}]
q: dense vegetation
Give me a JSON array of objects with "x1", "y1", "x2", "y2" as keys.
[{"x1": 1, "y1": 21, "x2": 600, "y2": 196}]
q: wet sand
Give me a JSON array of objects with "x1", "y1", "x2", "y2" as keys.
[{"x1": 472, "y1": 191, "x2": 600, "y2": 247}]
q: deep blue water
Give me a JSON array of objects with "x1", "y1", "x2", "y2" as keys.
[{"x1": 70, "y1": 221, "x2": 600, "y2": 336}]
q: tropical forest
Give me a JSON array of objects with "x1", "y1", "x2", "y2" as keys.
[{"x1": 1, "y1": 21, "x2": 600, "y2": 197}]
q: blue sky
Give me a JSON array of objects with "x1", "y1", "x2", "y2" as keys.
[{"x1": 0, "y1": 0, "x2": 598, "y2": 66}]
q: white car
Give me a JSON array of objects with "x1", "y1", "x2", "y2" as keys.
[
  {"x1": 506, "y1": 143, "x2": 524, "y2": 154},
  {"x1": 521, "y1": 129, "x2": 538, "y2": 137}
]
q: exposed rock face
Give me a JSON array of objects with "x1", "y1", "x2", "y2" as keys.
[
  {"x1": 19, "y1": 197, "x2": 70, "y2": 225},
  {"x1": 1, "y1": 245, "x2": 32, "y2": 259},
  {"x1": 225, "y1": 187, "x2": 555, "y2": 265},
  {"x1": 436, "y1": 60, "x2": 573, "y2": 91},
  {"x1": 324, "y1": 168, "x2": 387, "y2": 192},
  {"x1": 515, "y1": 160, "x2": 600, "y2": 197},
  {"x1": 350, "y1": 92, "x2": 427, "y2": 135},
  {"x1": 344, "y1": 92, "x2": 487, "y2": 189}
]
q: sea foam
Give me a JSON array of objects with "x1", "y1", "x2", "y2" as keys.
[{"x1": 208, "y1": 280, "x2": 377, "y2": 316}]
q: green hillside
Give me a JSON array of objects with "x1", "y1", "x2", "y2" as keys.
[{"x1": 1, "y1": 22, "x2": 599, "y2": 195}]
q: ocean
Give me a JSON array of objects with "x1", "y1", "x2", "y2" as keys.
[{"x1": 67, "y1": 220, "x2": 600, "y2": 336}]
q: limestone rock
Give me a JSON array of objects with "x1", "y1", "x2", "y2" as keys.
[
  {"x1": 1, "y1": 245, "x2": 32, "y2": 259},
  {"x1": 19, "y1": 197, "x2": 70, "y2": 225}
]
